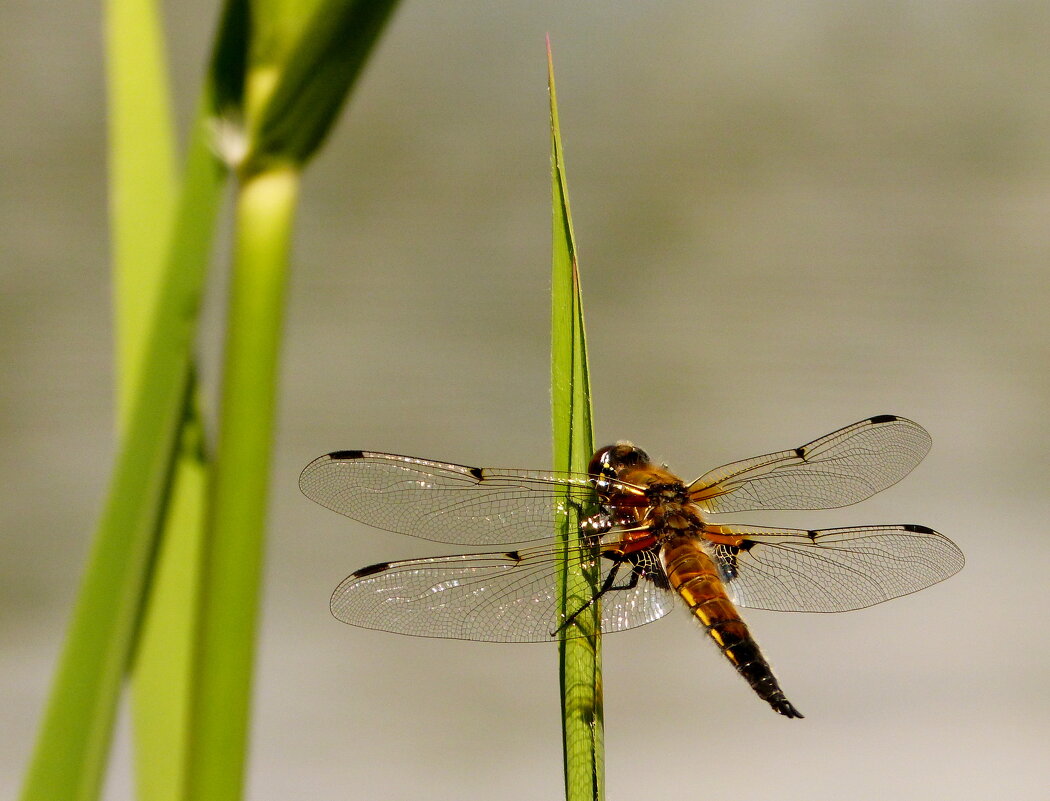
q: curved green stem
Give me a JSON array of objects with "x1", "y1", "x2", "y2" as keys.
[{"x1": 548, "y1": 39, "x2": 605, "y2": 801}]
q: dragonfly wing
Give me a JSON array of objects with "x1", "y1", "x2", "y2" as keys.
[
  {"x1": 300, "y1": 450, "x2": 598, "y2": 545},
  {"x1": 330, "y1": 543, "x2": 674, "y2": 642},
  {"x1": 689, "y1": 415, "x2": 932, "y2": 513},
  {"x1": 706, "y1": 523, "x2": 964, "y2": 612}
]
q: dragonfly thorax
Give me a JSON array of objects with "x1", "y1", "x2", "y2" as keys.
[
  {"x1": 646, "y1": 490, "x2": 704, "y2": 533},
  {"x1": 645, "y1": 480, "x2": 690, "y2": 505}
]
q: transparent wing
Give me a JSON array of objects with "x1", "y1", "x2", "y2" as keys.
[
  {"x1": 301, "y1": 450, "x2": 615, "y2": 545},
  {"x1": 689, "y1": 415, "x2": 932, "y2": 513},
  {"x1": 707, "y1": 523, "x2": 964, "y2": 612},
  {"x1": 330, "y1": 543, "x2": 675, "y2": 642}
]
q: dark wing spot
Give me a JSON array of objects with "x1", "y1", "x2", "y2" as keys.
[
  {"x1": 902, "y1": 523, "x2": 935, "y2": 534},
  {"x1": 794, "y1": 446, "x2": 807, "y2": 459},
  {"x1": 869, "y1": 414, "x2": 899, "y2": 424},
  {"x1": 504, "y1": 550, "x2": 522, "y2": 562},
  {"x1": 807, "y1": 530, "x2": 818, "y2": 541},
  {"x1": 469, "y1": 466, "x2": 485, "y2": 480},
  {"x1": 328, "y1": 450, "x2": 365, "y2": 460},
  {"x1": 351, "y1": 561, "x2": 390, "y2": 578}
]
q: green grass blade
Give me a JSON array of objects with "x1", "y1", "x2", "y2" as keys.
[
  {"x1": 548, "y1": 39, "x2": 605, "y2": 801},
  {"x1": 18, "y1": 129, "x2": 225, "y2": 801},
  {"x1": 103, "y1": 2, "x2": 218, "y2": 800},
  {"x1": 125, "y1": 7, "x2": 256, "y2": 792},
  {"x1": 247, "y1": 0, "x2": 400, "y2": 170},
  {"x1": 129, "y1": 386, "x2": 208, "y2": 801},
  {"x1": 18, "y1": 15, "x2": 231, "y2": 801},
  {"x1": 212, "y1": 0, "x2": 250, "y2": 116},
  {"x1": 179, "y1": 8, "x2": 401, "y2": 796},
  {"x1": 106, "y1": 0, "x2": 177, "y2": 423},
  {"x1": 183, "y1": 165, "x2": 300, "y2": 801}
]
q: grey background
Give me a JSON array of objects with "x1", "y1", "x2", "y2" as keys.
[{"x1": 3, "y1": 2, "x2": 1048, "y2": 800}]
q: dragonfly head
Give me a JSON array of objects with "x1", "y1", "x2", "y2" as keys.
[{"x1": 588, "y1": 442, "x2": 652, "y2": 484}]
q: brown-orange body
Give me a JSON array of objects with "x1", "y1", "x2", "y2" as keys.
[{"x1": 592, "y1": 444, "x2": 802, "y2": 718}]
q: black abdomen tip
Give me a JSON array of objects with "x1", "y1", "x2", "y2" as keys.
[{"x1": 773, "y1": 698, "x2": 804, "y2": 719}]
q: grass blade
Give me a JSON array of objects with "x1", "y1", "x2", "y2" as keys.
[
  {"x1": 18, "y1": 3, "x2": 234, "y2": 797},
  {"x1": 248, "y1": 0, "x2": 400, "y2": 170},
  {"x1": 18, "y1": 117, "x2": 225, "y2": 801},
  {"x1": 125, "y1": 8, "x2": 254, "y2": 800},
  {"x1": 106, "y1": 0, "x2": 177, "y2": 422},
  {"x1": 184, "y1": 165, "x2": 299, "y2": 801},
  {"x1": 105, "y1": 2, "x2": 214, "y2": 800},
  {"x1": 129, "y1": 387, "x2": 209, "y2": 801},
  {"x1": 548, "y1": 38, "x2": 605, "y2": 801},
  {"x1": 182, "y1": 7, "x2": 400, "y2": 797}
]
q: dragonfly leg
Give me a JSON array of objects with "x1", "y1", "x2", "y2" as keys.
[{"x1": 552, "y1": 556, "x2": 640, "y2": 636}]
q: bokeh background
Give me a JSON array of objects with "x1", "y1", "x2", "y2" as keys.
[{"x1": 3, "y1": 2, "x2": 1049, "y2": 799}]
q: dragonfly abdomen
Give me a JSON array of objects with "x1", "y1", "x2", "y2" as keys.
[{"x1": 659, "y1": 534, "x2": 804, "y2": 719}]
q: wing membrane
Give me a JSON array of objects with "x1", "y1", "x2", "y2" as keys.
[
  {"x1": 689, "y1": 415, "x2": 932, "y2": 513},
  {"x1": 330, "y1": 543, "x2": 674, "y2": 642},
  {"x1": 300, "y1": 451, "x2": 606, "y2": 545},
  {"x1": 707, "y1": 523, "x2": 964, "y2": 612}
]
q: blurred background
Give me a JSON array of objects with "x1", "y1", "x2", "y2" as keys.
[{"x1": 2, "y1": 1, "x2": 1048, "y2": 799}]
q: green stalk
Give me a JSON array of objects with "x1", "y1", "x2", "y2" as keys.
[
  {"x1": 104, "y1": 1, "x2": 216, "y2": 799},
  {"x1": 24, "y1": 0, "x2": 394, "y2": 797},
  {"x1": 18, "y1": 113, "x2": 225, "y2": 801},
  {"x1": 19, "y1": 0, "x2": 235, "y2": 790},
  {"x1": 249, "y1": 0, "x2": 399, "y2": 169},
  {"x1": 128, "y1": 374, "x2": 208, "y2": 801},
  {"x1": 184, "y1": 165, "x2": 300, "y2": 801},
  {"x1": 548, "y1": 40, "x2": 604, "y2": 801},
  {"x1": 106, "y1": 0, "x2": 177, "y2": 416},
  {"x1": 178, "y1": 2, "x2": 394, "y2": 796}
]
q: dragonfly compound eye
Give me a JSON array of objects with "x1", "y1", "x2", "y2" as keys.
[{"x1": 588, "y1": 443, "x2": 651, "y2": 480}]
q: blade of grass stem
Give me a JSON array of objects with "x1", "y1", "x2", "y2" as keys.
[
  {"x1": 548, "y1": 39, "x2": 605, "y2": 801},
  {"x1": 106, "y1": 0, "x2": 177, "y2": 421},
  {"x1": 128, "y1": 380, "x2": 208, "y2": 801},
  {"x1": 247, "y1": 0, "x2": 400, "y2": 171},
  {"x1": 126, "y1": 0, "x2": 249, "y2": 790},
  {"x1": 19, "y1": 45, "x2": 229, "y2": 801},
  {"x1": 18, "y1": 126, "x2": 225, "y2": 801},
  {"x1": 181, "y1": 7, "x2": 400, "y2": 796},
  {"x1": 104, "y1": 2, "x2": 216, "y2": 799},
  {"x1": 184, "y1": 165, "x2": 299, "y2": 801}
]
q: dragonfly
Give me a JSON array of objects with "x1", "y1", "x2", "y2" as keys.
[{"x1": 300, "y1": 414, "x2": 964, "y2": 719}]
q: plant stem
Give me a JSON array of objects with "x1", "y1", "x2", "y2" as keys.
[
  {"x1": 548, "y1": 38, "x2": 605, "y2": 801},
  {"x1": 184, "y1": 164, "x2": 299, "y2": 801},
  {"x1": 18, "y1": 105, "x2": 225, "y2": 801}
]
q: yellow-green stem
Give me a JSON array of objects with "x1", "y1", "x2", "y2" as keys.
[
  {"x1": 106, "y1": 0, "x2": 177, "y2": 423},
  {"x1": 103, "y1": 2, "x2": 217, "y2": 800},
  {"x1": 19, "y1": 114, "x2": 224, "y2": 801},
  {"x1": 548, "y1": 40, "x2": 604, "y2": 801},
  {"x1": 185, "y1": 165, "x2": 300, "y2": 801},
  {"x1": 130, "y1": 390, "x2": 208, "y2": 801},
  {"x1": 19, "y1": 349, "x2": 192, "y2": 801}
]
